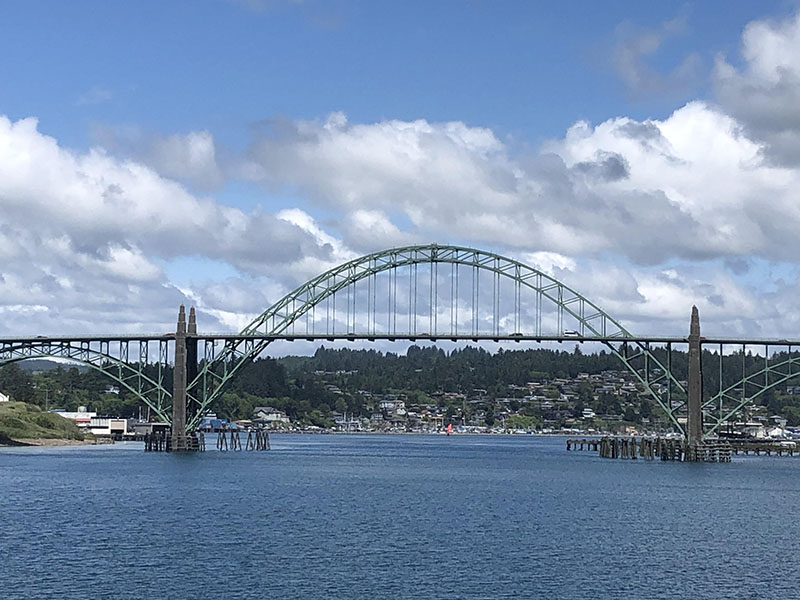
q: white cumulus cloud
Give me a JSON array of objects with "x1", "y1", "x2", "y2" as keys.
[
  {"x1": 0, "y1": 115, "x2": 341, "y2": 334},
  {"x1": 714, "y1": 11, "x2": 800, "y2": 165}
]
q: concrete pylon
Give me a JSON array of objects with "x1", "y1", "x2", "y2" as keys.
[
  {"x1": 171, "y1": 305, "x2": 188, "y2": 451},
  {"x1": 188, "y1": 306, "x2": 197, "y2": 335},
  {"x1": 687, "y1": 305, "x2": 703, "y2": 447},
  {"x1": 186, "y1": 307, "x2": 198, "y2": 426}
]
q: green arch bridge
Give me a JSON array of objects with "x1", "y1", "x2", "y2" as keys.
[{"x1": 2, "y1": 244, "x2": 799, "y2": 448}]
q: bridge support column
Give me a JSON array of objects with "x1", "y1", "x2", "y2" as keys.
[
  {"x1": 186, "y1": 307, "x2": 198, "y2": 429},
  {"x1": 171, "y1": 305, "x2": 189, "y2": 451},
  {"x1": 687, "y1": 305, "x2": 703, "y2": 449}
]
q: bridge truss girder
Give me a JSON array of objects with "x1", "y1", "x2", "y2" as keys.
[
  {"x1": 703, "y1": 345, "x2": 800, "y2": 438},
  {"x1": 603, "y1": 341, "x2": 687, "y2": 435}
]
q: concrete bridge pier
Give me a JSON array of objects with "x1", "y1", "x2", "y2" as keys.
[
  {"x1": 171, "y1": 305, "x2": 198, "y2": 451},
  {"x1": 186, "y1": 307, "x2": 198, "y2": 429},
  {"x1": 687, "y1": 305, "x2": 703, "y2": 451}
]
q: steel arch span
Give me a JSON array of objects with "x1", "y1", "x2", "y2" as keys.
[
  {"x1": 188, "y1": 244, "x2": 688, "y2": 432},
  {"x1": 0, "y1": 340, "x2": 173, "y2": 423}
]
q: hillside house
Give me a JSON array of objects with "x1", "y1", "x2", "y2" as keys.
[{"x1": 253, "y1": 406, "x2": 291, "y2": 424}]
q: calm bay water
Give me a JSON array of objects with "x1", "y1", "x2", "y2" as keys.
[{"x1": 1, "y1": 434, "x2": 799, "y2": 599}]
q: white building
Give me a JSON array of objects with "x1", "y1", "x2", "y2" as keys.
[
  {"x1": 0, "y1": 391, "x2": 9, "y2": 402},
  {"x1": 253, "y1": 406, "x2": 290, "y2": 424},
  {"x1": 379, "y1": 399, "x2": 406, "y2": 415},
  {"x1": 88, "y1": 417, "x2": 128, "y2": 437}
]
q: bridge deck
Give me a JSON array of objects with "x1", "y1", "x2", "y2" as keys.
[{"x1": 2, "y1": 333, "x2": 800, "y2": 345}]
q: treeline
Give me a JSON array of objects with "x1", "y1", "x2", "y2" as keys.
[
  {"x1": 280, "y1": 344, "x2": 797, "y2": 399},
  {"x1": 0, "y1": 362, "x2": 148, "y2": 417},
  {"x1": 284, "y1": 345, "x2": 623, "y2": 395}
]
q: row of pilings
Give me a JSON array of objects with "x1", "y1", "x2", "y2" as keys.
[
  {"x1": 144, "y1": 428, "x2": 271, "y2": 452},
  {"x1": 567, "y1": 437, "x2": 733, "y2": 462},
  {"x1": 216, "y1": 429, "x2": 271, "y2": 452}
]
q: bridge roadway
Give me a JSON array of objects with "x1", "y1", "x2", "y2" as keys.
[{"x1": 2, "y1": 333, "x2": 800, "y2": 346}]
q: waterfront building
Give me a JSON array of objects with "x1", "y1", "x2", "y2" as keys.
[{"x1": 88, "y1": 417, "x2": 128, "y2": 438}]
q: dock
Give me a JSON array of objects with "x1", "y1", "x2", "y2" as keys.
[{"x1": 729, "y1": 441, "x2": 798, "y2": 457}]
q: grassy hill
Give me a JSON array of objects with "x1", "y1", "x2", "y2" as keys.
[{"x1": 0, "y1": 401, "x2": 88, "y2": 444}]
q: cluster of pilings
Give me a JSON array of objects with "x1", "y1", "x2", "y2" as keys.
[
  {"x1": 688, "y1": 442, "x2": 733, "y2": 462},
  {"x1": 144, "y1": 430, "x2": 205, "y2": 452},
  {"x1": 216, "y1": 429, "x2": 271, "y2": 452},
  {"x1": 174, "y1": 433, "x2": 204, "y2": 452},
  {"x1": 567, "y1": 437, "x2": 732, "y2": 462},
  {"x1": 600, "y1": 436, "x2": 643, "y2": 459},
  {"x1": 246, "y1": 429, "x2": 271, "y2": 451},
  {"x1": 144, "y1": 429, "x2": 171, "y2": 452}
]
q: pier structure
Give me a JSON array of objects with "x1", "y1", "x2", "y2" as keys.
[
  {"x1": 567, "y1": 437, "x2": 733, "y2": 462},
  {"x1": 568, "y1": 437, "x2": 800, "y2": 462}
]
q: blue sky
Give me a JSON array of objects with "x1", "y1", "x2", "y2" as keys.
[
  {"x1": 1, "y1": 1, "x2": 789, "y2": 149},
  {"x1": 2, "y1": 0, "x2": 800, "y2": 342}
]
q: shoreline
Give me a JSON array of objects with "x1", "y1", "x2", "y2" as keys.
[
  {"x1": 0, "y1": 437, "x2": 110, "y2": 448},
  {"x1": 216, "y1": 429, "x2": 613, "y2": 437},
  {"x1": 0, "y1": 431, "x2": 631, "y2": 447}
]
